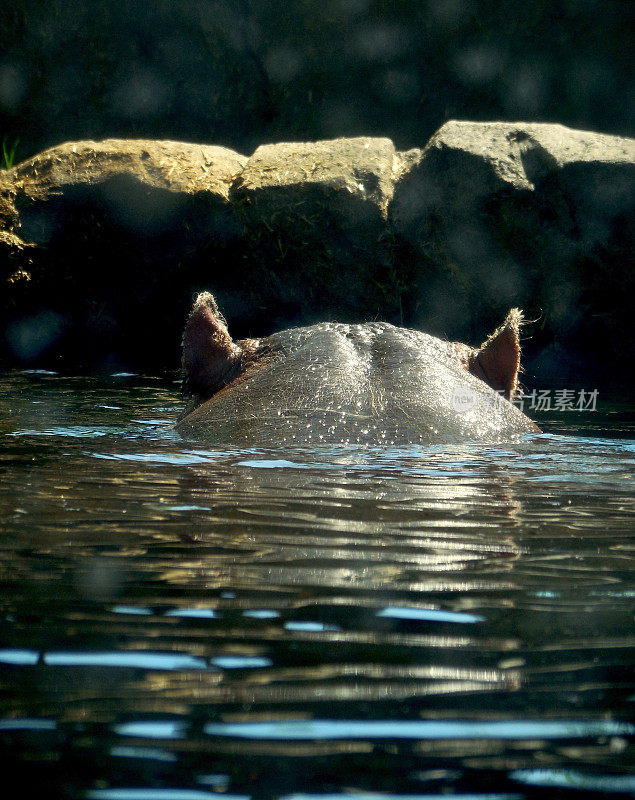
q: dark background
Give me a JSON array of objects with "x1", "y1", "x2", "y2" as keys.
[
  {"x1": 0, "y1": 0, "x2": 633, "y2": 391},
  {"x1": 1, "y1": 0, "x2": 633, "y2": 163}
]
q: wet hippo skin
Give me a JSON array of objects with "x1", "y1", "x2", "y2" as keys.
[{"x1": 176, "y1": 292, "x2": 540, "y2": 445}]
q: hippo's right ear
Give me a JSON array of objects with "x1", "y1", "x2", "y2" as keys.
[
  {"x1": 181, "y1": 292, "x2": 242, "y2": 400},
  {"x1": 468, "y1": 308, "x2": 523, "y2": 400}
]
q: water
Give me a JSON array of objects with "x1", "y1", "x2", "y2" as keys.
[{"x1": 1, "y1": 371, "x2": 633, "y2": 799}]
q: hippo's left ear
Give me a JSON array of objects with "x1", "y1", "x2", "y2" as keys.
[
  {"x1": 468, "y1": 309, "x2": 523, "y2": 400},
  {"x1": 181, "y1": 292, "x2": 242, "y2": 401}
]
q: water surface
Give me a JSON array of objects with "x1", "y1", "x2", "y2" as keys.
[{"x1": 1, "y1": 372, "x2": 633, "y2": 799}]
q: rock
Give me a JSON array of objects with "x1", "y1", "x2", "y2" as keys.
[
  {"x1": 13, "y1": 138, "x2": 245, "y2": 197},
  {"x1": 391, "y1": 121, "x2": 635, "y2": 387},
  {"x1": 229, "y1": 137, "x2": 402, "y2": 326},
  {"x1": 0, "y1": 125, "x2": 632, "y2": 393},
  {"x1": 392, "y1": 121, "x2": 634, "y2": 240},
  {"x1": 233, "y1": 136, "x2": 397, "y2": 221},
  {"x1": 7, "y1": 138, "x2": 246, "y2": 245},
  {"x1": 1, "y1": 138, "x2": 246, "y2": 368}
]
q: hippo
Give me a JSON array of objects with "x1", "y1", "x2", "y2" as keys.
[{"x1": 176, "y1": 292, "x2": 540, "y2": 445}]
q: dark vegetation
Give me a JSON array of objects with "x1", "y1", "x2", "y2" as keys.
[{"x1": 1, "y1": 0, "x2": 631, "y2": 163}]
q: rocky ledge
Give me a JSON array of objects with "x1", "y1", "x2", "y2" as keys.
[{"x1": 1, "y1": 122, "x2": 633, "y2": 391}]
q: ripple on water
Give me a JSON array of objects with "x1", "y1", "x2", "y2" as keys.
[{"x1": 0, "y1": 373, "x2": 633, "y2": 798}]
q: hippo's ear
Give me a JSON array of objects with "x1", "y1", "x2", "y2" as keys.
[
  {"x1": 468, "y1": 309, "x2": 523, "y2": 400},
  {"x1": 182, "y1": 292, "x2": 242, "y2": 400}
]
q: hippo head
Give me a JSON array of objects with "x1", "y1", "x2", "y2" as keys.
[
  {"x1": 183, "y1": 292, "x2": 525, "y2": 408},
  {"x1": 178, "y1": 292, "x2": 539, "y2": 443}
]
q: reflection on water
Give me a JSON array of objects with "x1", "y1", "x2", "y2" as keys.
[{"x1": 0, "y1": 372, "x2": 633, "y2": 798}]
